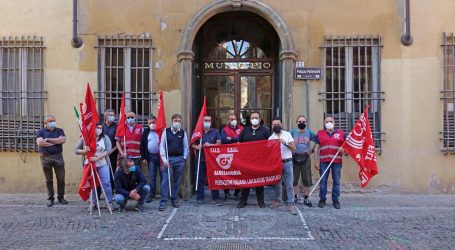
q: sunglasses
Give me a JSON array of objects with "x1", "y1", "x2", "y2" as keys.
[{"x1": 127, "y1": 116, "x2": 135, "y2": 119}]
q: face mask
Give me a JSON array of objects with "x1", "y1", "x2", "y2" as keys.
[
  {"x1": 47, "y1": 122, "x2": 57, "y2": 129},
  {"x1": 95, "y1": 128, "x2": 102, "y2": 136},
  {"x1": 203, "y1": 122, "x2": 211, "y2": 129},
  {"x1": 251, "y1": 118, "x2": 259, "y2": 126},
  {"x1": 230, "y1": 120, "x2": 237, "y2": 127},
  {"x1": 272, "y1": 125, "x2": 282, "y2": 134},
  {"x1": 127, "y1": 118, "x2": 136, "y2": 124},
  {"x1": 172, "y1": 122, "x2": 181, "y2": 130},
  {"x1": 107, "y1": 115, "x2": 115, "y2": 123},
  {"x1": 298, "y1": 123, "x2": 306, "y2": 130},
  {"x1": 325, "y1": 122, "x2": 334, "y2": 130},
  {"x1": 149, "y1": 124, "x2": 156, "y2": 130},
  {"x1": 129, "y1": 166, "x2": 136, "y2": 172}
]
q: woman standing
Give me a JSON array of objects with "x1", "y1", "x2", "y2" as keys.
[{"x1": 75, "y1": 122, "x2": 113, "y2": 209}]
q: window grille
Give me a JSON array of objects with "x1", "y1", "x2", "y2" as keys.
[
  {"x1": 441, "y1": 32, "x2": 455, "y2": 153},
  {"x1": 320, "y1": 35, "x2": 385, "y2": 153},
  {"x1": 96, "y1": 34, "x2": 154, "y2": 125},
  {"x1": 0, "y1": 36, "x2": 46, "y2": 152}
]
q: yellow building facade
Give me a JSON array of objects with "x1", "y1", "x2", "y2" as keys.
[{"x1": 0, "y1": 0, "x2": 454, "y2": 194}]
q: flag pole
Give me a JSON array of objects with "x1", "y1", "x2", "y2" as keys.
[
  {"x1": 89, "y1": 189, "x2": 93, "y2": 216},
  {"x1": 195, "y1": 138, "x2": 202, "y2": 191},
  {"x1": 89, "y1": 162, "x2": 101, "y2": 216},
  {"x1": 94, "y1": 168, "x2": 113, "y2": 214},
  {"x1": 309, "y1": 151, "x2": 340, "y2": 197},
  {"x1": 165, "y1": 131, "x2": 172, "y2": 197}
]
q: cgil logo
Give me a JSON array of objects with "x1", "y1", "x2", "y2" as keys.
[{"x1": 216, "y1": 154, "x2": 234, "y2": 170}]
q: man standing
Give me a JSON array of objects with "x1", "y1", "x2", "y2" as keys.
[
  {"x1": 159, "y1": 114, "x2": 189, "y2": 211},
  {"x1": 113, "y1": 157, "x2": 150, "y2": 212},
  {"x1": 117, "y1": 111, "x2": 143, "y2": 167},
  {"x1": 291, "y1": 115, "x2": 316, "y2": 207},
  {"x1": 237, "y1": 111, "x2": 270, "y2": 209},
  {"x1": 269, "y1": 117, "x2": 297, "y2": 215},
  {"x1": 220, "y1": 114, "x2": 243, "y2": 200},
  {"x1": 140, "y1": 115, "x2": 161, "y2": 203},
  {"x1": 102, "y1": 109, "x2": 118, "y2": 172},
  {"x1": 192, "y1": 115, "x2": 222, "y2": 207},
  {"x1": 36, "y1": 115, "x2": 67, "y2": 207},
  {"x1": 314, "y1": 116, "x2": 345, "y2": 209}
]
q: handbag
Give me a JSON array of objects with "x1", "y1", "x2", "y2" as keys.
[{"x1": 292, "y1": 153, "x2": 309, "y2": 164}]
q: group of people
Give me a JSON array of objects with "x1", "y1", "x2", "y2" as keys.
[{"x1": 36, "y1": 110, "x2": 346, "y2": 214}]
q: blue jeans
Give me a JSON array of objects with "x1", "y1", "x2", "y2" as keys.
[
  {"x1": 92, "y1": 164, "x2": 113, "y2": 204},
  {"x1": 160, "y1": 156, "x2": 186, "y2": 206},
  {"x1": 113, "y1": 185, "x2": 150, "y2": 207},
  {"x1": 195, "y1": 160, "x2": 220, "y2": 201},
  {"x1": 273, "y1": 161, "x2": 295, "y2": 205},
  {"x1": 319, "y1": 162, "x2": 342, "y2": 202},
  {"x1": 148, "y1": 153, "x2": 161, "y2": 196}
]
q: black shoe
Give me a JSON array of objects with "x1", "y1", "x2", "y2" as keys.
[
  {"x1": 195, "y1": 200, "x2": 204, "y2": 207},
  {"x1": 318, "y1": 199, "x2": 326, "y2": 208},
  {"x1": 158, "y1": 205, "x2": 166, "y2": 211},
  {"x1": 145, "y1": 195, "x2": 153, "y2": 203},
  {"x1": 171, "y1": 201, "x2": 180, "y2": 208},
  {"x1": 333, "y1": 200, "x2": 341, "y2": 209},
  {"x1": 46, "y1": 199, "x2": 54, "y2": 207},
  {"x1": 304, "y1": 198, "x2": 313, "y2": 207},
  {"x1": 213, "y1": 199, "x2": 223, "y2": 206},
  {"x1": 234, "y1": 192, "x2": 240, "y2": 200},
  {"x1": 135, "y1": 204, "x2": 145, "y2": 212},
  {"x1": 118, "y1": 206, "x2": 125, "y2": 212},
  {"x1": 237, "y1": 201, "x2": 247, "y2": 208},
  {"x1": 258, "y1": 202, "x2": 266, "y2": 208},
  {"x1": 57, "y1": 198, "x2": 68, "y2": 205}
]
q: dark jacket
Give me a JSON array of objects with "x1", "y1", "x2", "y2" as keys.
[
  {"x1": 114, "y1": 168, "x2": 147, "y2": 197},
  {"x1": 140, "y1": 128, "x2": 160, "y2": 161}
]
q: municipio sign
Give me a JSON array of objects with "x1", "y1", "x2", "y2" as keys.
[{"x1": 295, "y1": 62, "x2": 322, "y2": 80}]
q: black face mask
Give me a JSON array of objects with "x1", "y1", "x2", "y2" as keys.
[
  {"x1": 298, "y1": 123, "x2": 306, "y2": 130},
  {"x1": 273, "y1": 125, "x2": 282, "y2": 133}
]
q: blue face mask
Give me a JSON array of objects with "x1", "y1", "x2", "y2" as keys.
[
  {"x1": 129, "y1": 166, "x2": 136, "y2": 172},
  {"x1": 107, "y1": 115, "x2": 115, "y2": 123},
  {"x1": 47, "y1": 122, "x2": 57, "y2": 129},
  {"x1": 127, "y1": 118, "x2": 136, "y2": 124}
]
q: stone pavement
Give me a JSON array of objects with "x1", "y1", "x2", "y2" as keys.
[{"x1": 0, "y1": 190, "x2": 454, "y2": 249}]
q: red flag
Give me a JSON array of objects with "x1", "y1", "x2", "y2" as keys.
[
  {"x1": 204, "y1": 140, "x2": 282, "y2": 190},
  {"x1": 190, "y1": 96, "x2": 206, "y2": 145},
  {"x1": 341, "y1": 106, "x2": 378, "y2": 188},
  {"x1": 155, "y1": 91, "x2": 166, "y2": 139},
  {"x1": 115, "y1": 94, "x2": 126, "y2": 138},
  {"x1": 78, "y1": 83, "x2": 100, "y2": 201}
]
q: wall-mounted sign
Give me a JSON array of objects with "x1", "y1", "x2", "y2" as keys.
[
  {"x1": 295, "y1": 62, "x2": 322, "y2": 80},
  {"x1": 204, "y1": 61, "x2": 272, "y2": 70}
]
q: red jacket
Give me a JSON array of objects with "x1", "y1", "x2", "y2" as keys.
[
  {"x1": 120, "y1": 124, "x2": 143, "y2": 157},
  {"x1": 317, "y1": 129, "x2": 345, "y2": 163}
]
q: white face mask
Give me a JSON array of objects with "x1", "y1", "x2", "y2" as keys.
[
  {"x1": 95, "y1": 128, "x2": 102, "y2": 136},
  {"x1": 172, "y1": 122, "x2": 181, "y2": 130},
  {"x1": 230, "y1": 120, "x2": 237, "y2": 127},
  {"x1": 149, "y1": 124, "x2": 156, "y2": 130},
  {"x1": 325, "y1": 122, "x2": 334, "y2": 130},
  {"x1": 203, "y1": 122, "x2": 211, "y2": 129},
  {"x1": 251, "y1": 118, "x2": 259, "y2": 126}
]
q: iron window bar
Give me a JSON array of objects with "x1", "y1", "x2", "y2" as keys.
[{"x1": 441, "y1": 32, "x2": 455, "y2": 154}]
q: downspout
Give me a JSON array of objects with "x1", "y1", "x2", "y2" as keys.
[
  {"x1": 71, "y1": 0, "x2": 83, "y2": 48},
  {"x1": 401, "y1": 0, "x2": 412, "y2": 46}
]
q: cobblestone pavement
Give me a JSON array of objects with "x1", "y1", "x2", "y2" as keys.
[{"x1": 0, "y1": 190, "x2": 454, "y2": 249}]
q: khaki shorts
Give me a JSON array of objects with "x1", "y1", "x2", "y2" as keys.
[{"x1": 293, "y1": 157, "x2": 312, "y2": 187}]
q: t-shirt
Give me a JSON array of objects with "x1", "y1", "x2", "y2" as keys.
[
  {"x1": 36, "y1": 127, "x2": 65, "y2": 154},
  {"x1": 291, "y1": 128, "x2": 316, "y2": 154},
  {"x1": 199, "y1": 128, "x2": 221, "y2": 161},
  {"x1": 239, "y1": 125, "x2": 270, "y2": 142},
  {"x1": 269, "y1": 130, "x2": 294, "y2": 160}
]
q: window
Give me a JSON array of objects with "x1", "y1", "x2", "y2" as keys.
[
  {"x1": 96, "y1": 34, "x2": 154, "y2": 124},
  {"x1": 0, "y1": 36, "x2": 45, "y2": 152},
  {"x1": 441, "y1": 32, "x2": 455, "y2": 153},
  {"x1": 321, "y1": 35, "x2": 384, "y2": 152}
]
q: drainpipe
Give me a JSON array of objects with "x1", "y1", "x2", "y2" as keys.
[
  {"x1": 71, "y1": 0, "x2": 83, "y2": 48},
  {"x1": 401, "y1": 0, "x2": 412, "y2": 46}
]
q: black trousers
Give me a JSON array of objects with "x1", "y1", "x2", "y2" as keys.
[
  {"x1": 240, "y1": 187, "x2": 264, "y2": 204},
  {"x1": 40, "y1": 154, "x2": 65, "y2": 200}
]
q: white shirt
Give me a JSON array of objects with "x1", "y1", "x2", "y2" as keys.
[{"x1": 269, "y1": 130, "x2": 294, "y2": 160}]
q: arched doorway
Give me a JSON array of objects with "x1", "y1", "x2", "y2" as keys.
[{"x1": 192, "y1": 11, "x2": 279, "y2": 128}]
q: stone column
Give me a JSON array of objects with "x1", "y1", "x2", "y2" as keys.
[
  {"x1": 177, "y1": 50, "x2": 195, "y2": 200},
  {"x1": 279, "y1": 50, "x2": 297, "y2": 130}
]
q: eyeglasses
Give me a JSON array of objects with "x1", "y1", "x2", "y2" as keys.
[{"x1": 127, "y1": 116, "x2": 134, "y2": 119}]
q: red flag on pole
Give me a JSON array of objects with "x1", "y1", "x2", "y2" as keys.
[
  {"x1": 190, "y1": 96, "x2": 206, "y2": 145},
  {"x1": 115, "y1": 94, "x2": 126, "y2": 138},
  {"x1": 341, "y1": 106, "x2": 378, "y2": 188},
  {"x1": 155, "y1": 91, "x2": 166, "y2": 139},
  {"x1": 78, "y1": 83, "x2": 100, "y2": 201}
]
